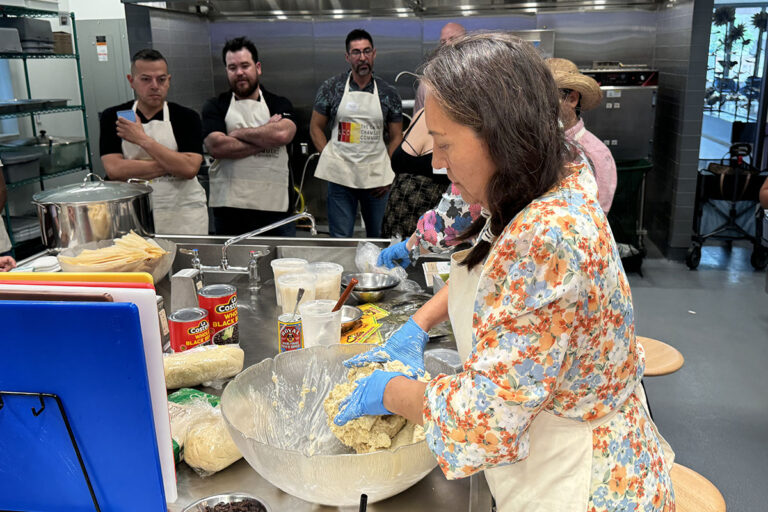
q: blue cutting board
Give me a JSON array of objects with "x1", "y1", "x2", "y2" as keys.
[{"x1": 0, "y1": 301, "x2": 167, "y2": 512}]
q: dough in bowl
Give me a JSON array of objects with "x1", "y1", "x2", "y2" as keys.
[{"x1": 324, "y1": 361, "x2": 426, "y2": 454}]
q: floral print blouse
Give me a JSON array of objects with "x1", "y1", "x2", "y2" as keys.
[
  {"x1": 422, "y1": 164, "x2": 675, "y2": 511},
  {"x1": 414, "y1": 183, "x2": 482, "y2": 254}
]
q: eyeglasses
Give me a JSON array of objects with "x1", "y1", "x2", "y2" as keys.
[{"x1": 348, "y1": 48, "x2": 373, "y2": 58}]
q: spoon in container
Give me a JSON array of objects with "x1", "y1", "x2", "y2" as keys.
[
  {"x1": 291, "y1": 288, "x2": 305, "y2": 319},
  {"x1": 332, "y1": 278, "x2": 358, "y2": 313}
]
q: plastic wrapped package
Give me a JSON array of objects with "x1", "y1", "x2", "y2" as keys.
[
  {"x1": 185, "y1": 409, "x2": 243, "y2": 475},
  {"x1": 168, "y1": 388, "x2": 243, "y2": 476},
  {"x1": 375, "y1": 292, "x2": 453, "y2": 341},
  {"x1": 164, "y1": 345, "x2": 244, "y2": 389},
  {"x1": 354, "y1": 241, "x2": 408, "y2": 285},
  {"x1": 57, "y1": 236, "x2": 176, "y2": 283}
]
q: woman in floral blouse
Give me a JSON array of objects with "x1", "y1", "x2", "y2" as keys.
[{"x1": 335, "y1": 32, "x2": 675, "y2": 511}]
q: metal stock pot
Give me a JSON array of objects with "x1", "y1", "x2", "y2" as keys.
[{"x1": 32, "y1": 173, "x2": 155, "y2": 252}]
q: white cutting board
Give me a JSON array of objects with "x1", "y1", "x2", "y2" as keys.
[{"x1": 0, "y1": 282, "x2": 177, "y2": 503}]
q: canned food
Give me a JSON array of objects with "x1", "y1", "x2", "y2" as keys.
[
  {"x1": 198, "y1": 284, "x2": 239, "y2": 345},
  {"x1": 168, "y1": 307, "x2": 211, "y2": 352},
  {"x1": 278, "y1": 313, "x2": 303, "y2": 352}
]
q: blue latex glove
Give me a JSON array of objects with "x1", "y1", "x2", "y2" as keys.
[
  {"x1": 333, "y1": 370, "x2": 410, "y2": 426},
  {"x1": 343, "y1": 317, "x2": 429, "y2": 377},
  {"x1": 377, "y1": 240, "x2": 411, "y2": 269}
]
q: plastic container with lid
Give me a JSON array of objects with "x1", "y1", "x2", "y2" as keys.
[
  {"x1": 276, "y1": 272, "x2": 316, "y2": 315},
  {"x1": 307, "y1": 262, "x2": 344, "y2": 301},
  {"x1": 269, "y1": 258, "x2": 307, "y2": 306},
  {"x1": 1, "y1": 151, "x2": 40, "y2": 183}
]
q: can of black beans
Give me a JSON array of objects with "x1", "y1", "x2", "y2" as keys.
[
  {"x1": 197, "y1": 284, "x2": 239, "y2": 345},
  {"x1": 168, "y1": 307, "x2": 211, "y2": 352}
]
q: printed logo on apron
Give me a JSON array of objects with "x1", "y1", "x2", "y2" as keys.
[
  {"x1": 314, "y1": 73, "x2": 394, "y2": 189},
  {"x1": 120, "y1": 101, "x2": 208, "y2": 235}
]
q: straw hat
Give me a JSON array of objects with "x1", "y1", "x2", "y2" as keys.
[{"x1": 546, "y1": 58, "x2": 602, "y2": 111}]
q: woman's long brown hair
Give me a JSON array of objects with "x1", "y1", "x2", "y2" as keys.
[{"x1": 421, "y1": 32, "x2": 568, "y2": 269}]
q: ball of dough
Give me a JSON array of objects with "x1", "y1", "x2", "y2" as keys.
[{"x1": 183, "y1": 413, "x2": 242, "y2": 474}]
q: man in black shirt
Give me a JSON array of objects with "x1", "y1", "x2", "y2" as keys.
[
  {"x1": 202, "y1": 37, "x2": 297, "y2": 237},
  {"x1": 100, "y1": 48, "x2": 208, "y2": 235}
]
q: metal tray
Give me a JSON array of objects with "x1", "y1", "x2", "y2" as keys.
[{"x1": 0, "y1": 99, "x2": 48, "y2": 114}]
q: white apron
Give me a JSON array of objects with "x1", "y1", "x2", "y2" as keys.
[
  {"x1": 447, "y1": 248, "x2": 672, "y2": 512},
  {"x1": 208, "y1": 91, "x2": 290, "y2": 212},
  {"x1": 314, "y1": 74, "x2": 394, "y2": 189},
  {"x1": 121, "y1": 101, "x2": 208, "y2": 235},
  {"x1": 0, "y1": 216, "x2": 11, "y2": 253}
]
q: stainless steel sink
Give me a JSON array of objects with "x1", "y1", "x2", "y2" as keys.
[{"x1": 162, "y1": 235, "x2": 388, "y2": 286}]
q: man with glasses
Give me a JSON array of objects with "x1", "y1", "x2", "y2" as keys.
[
  {"x1": 100, "y1": 49, "x2": 208, "y2": 234},
  {"x1": 311, "y1": 29, "x2": 403, "y2": 238}
]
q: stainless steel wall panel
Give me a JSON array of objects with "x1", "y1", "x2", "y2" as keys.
[
  {"x1": 581, "y1": 86, "x2": 657, "y2": 160},
  {"x1": 312, "y1": 18, "x2": 424, "y2": 109},
  {"x1": 208, "y1": 20, "x2": 316, "y2": 124},
  {"x1": 149, "y1": 9, "x2": 216, "y2": 113},
  {"x1": 537, "y1": 10, "x2": 657, "y2": 66}
]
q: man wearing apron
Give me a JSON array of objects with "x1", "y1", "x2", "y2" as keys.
[
  {"x1": 310, "y1": 29, "x2": 403, "y2": 238},
  {"x1": 202, "y1": 37, "x2": 297, "y2": 237},
  {"x1": 100, "y1": 49, "x2": 208, "y2": 235},
  {"x1": 333, "y1": 33, "x2": 674, "y2": 511}
]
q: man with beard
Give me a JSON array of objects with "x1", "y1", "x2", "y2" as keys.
[
  {"x1": 101, "y1": 49, "x2": 208, "y2": 234},
  {"x1": 202, "y1": 37, "x2": 298, "y2": 236},
  {"x1": 311, "y1": 29, "x2": 403, "y2": 238}
]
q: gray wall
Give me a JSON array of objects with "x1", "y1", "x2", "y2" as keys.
[
  {"x1": 201, "y1": 11, "x2": 660, "y2": 224},
  {"x1": 647, "y1": 0, "x2": 712, "y2": 257},
  {"x1": 123, "y1": 6, "x2": 712, "y2": 255},
  {"x1": 126, "y1": 5, "x2": 215, "y2": 113}
]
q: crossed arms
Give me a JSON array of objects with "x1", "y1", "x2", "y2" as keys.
[{"x1": 204, "y1": 115, "x2": 296, "y2": 160}]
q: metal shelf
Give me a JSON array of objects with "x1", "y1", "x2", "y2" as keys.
[
  {"x1": 0, "y1": 105, "x2": 83, "y2": 120},
  {"x1": 0, "y1": 53, "x2": 78, "y2": 60},
  {"x1": 6, "y1": 166, "x2": 88, "y2": 190},
  {"x1": 0, "y1": 6, "x2": 61, "y2": 18}
]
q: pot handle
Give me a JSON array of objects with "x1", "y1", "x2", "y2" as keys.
[
  {"x1": 81, "y1": 173, "x2": 105, "y2": 186},
  {"x1": 127, "y1": 178, "x2": 150, "y2": 185}
]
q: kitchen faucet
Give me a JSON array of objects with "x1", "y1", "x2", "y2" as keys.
[
  {"x1": 221, "y1": 212, "x2": 316, "y2": 269},
  {"x1": 178, "y1": 212, "x2": 317, "y2": 290}
]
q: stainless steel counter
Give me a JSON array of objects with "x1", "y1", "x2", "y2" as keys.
[
  {"x1": 148, "y1": 235, "x2": 494, "y2": 512},
  {"x1": 16, "y1": 236, "x2": 493, "y2": 511}
]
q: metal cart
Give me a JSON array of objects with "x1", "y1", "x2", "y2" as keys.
[{"x1": 687, "y1": 143, "x2": 768, "y2": 270}]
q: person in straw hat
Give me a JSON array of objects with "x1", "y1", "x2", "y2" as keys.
[{"x1": 547, "y1": 58, "x2": 617, "y2": 213}]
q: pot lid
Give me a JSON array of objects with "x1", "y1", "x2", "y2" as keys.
[{"x1": 33, "y1": 173, "x2": 152, "y2": 204}]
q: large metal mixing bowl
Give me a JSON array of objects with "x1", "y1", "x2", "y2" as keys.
[
  {"x1": 221, "y1": 344, "x2": 437, "y2": 507},
  {"x1": 341, "y1": 273, "x2": 399, "y2": 303}
]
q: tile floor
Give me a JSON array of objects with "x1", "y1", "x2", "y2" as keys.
[{"x1": 629, "y1": 243, "x2": 766, "y2": 511}]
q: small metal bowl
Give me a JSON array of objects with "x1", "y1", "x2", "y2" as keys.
[
  {"x1": 341, "y1": 305, "x2": 363, "y2": 333},
  {"x1": 182, "y1": 492, "x2": 271, "y2": 512},
  {"x1": 341, "y1": 273, "x2": 399, "y2": 303}
]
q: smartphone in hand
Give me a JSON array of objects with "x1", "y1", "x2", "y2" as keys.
[{"x1": 116, "y1": 109, "x2": 137, "y2": 123}]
